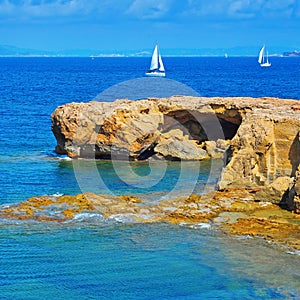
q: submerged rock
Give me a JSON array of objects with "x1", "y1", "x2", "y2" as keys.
[{"x1": 2, "y1": 190, "x2": 300, "y2": 252}]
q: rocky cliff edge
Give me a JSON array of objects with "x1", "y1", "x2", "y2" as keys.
[{"x1": 51, "y1": 96, "x2": 300, "y2": 209}]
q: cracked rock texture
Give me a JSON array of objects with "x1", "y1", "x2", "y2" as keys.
[{"x1": 51, "y1": 96, "x2": 300, "y2": 205}]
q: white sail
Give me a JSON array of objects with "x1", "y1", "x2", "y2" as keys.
[
  {"x1": 158, "y1": 53, "x2": 165, "y2": 72},
  {"x1": 145, "y1": 43, "x2": 166, "y2": 77},
  {"x1": 150, "y1": 45, "x2": 159, "y2": 70},
  {"x1": 258, "y1": 45, "x2": 271, "y2": 67},
  {"x1": 258, "y1": 45, "x2": 265, "y2": 64}
]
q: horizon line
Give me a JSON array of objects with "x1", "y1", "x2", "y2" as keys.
[{"x1": 0, "y1": 54, "x2": 294, "y2": 58}]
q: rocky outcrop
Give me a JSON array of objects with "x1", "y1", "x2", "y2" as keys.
[
  {"x1": 153, "y1": 129, "x2": 209, "y2": 160},
  {"x1": 2, "y1": 191, "x2": 300, "y2": 251},
  {"x1": 217, "y1": 98, "x2": 300, "y2": 205},
  {"x1": 51, "y1": 96, "x2": 300, "y2": 205},
  {"x1": 51, "y1": 97, "x2": 239, "y2": 160},
  {"x1": 219, "y1": 113, "x2": 300, "y2": 189}
]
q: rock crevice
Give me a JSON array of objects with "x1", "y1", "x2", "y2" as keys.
[
  {"x1": 51, "y1": 96, "x2": 248, "y2": 161},
  {"x1": 51, "y1": 96, "x2": 300, "y2": 206}
]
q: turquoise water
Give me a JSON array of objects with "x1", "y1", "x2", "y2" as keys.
[
  {"x1": 1, "y1": 57, "x2": 300, "y2": 299},
  {"x1": 1, "y1": 222, "x2": 300, "y2": 299}
]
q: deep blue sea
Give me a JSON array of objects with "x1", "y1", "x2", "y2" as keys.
[{"x1": 0, "y1": 57, "x2": 300, "y2": 299}]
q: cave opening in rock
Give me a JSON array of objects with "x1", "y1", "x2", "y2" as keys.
[
  {"x1": 218, "y1": 118, "x2": 241, "y2": 140},
  {"x1": 92, "y1": 108, "x2": 243, "y2": 161},
  {"x1": 162, "y1": 109, "x2": 242, "y2": 143}
]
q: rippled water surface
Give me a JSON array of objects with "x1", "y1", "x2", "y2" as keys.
[
  {"x1": 1, "y1": 222, "x2": 300, "y2": 299},
  {"x1": 1, "y1": 57, "x2": 300, "y2": 299}
]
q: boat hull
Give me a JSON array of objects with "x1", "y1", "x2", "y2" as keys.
[
  {"x1": 145, "y1": 71, "x2": 166, "y2": 77},
  {"x1": 260, "y1": 62, "x2": 271, "y2": 67}
]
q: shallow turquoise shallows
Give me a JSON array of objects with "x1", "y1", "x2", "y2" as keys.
[{"x1": 1, "y1": 221, "x2": 300, "y2": 299}]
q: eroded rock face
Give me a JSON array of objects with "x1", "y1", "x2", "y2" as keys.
[
  {"x1": 280, "y1": 168, "x2": 300, "y2": 213},
  {"x1": 219, "y1": 116, "x2": 300, "y2": 189},
  {"x1": 50, "y1": 96, "x2": 249, "y2": 160},
  {"x1": 51, "y1": 96, "x2": 300, "y2": 204},
  {"x1": 153, "y1": 129, "x2": 209, "y2": 160},
  {"x1": 52, "y1": 97, "x2": 236, "y2": 160},
  {"x1": 216, "y1": 97, "x2": 300, "y2": 204}
]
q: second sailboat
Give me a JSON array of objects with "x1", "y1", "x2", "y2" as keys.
[{"x1": 258, "y1": 45, "x2": 271, "y2": 67}]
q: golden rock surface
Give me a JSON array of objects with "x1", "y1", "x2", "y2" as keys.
[
  {"x1": 1, "y1": 190, "x2": 300, "y2": 251},
  {"x1": 51, "y1": 96, "x2": 300, "y2": 204}
]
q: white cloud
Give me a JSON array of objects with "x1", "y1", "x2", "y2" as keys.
[
  {"x1": 228, "y1": 1, "x2": 257, "y2": 19},
  {"x1": 126, "y1": 0, "x2": 174, "y2": 20},
  {"x1": 0, "y1": 0, "x2": 299, "y2": 22},
  {"x1": 262, "y1": 0, "x2": 295, "y2": 17},
  {"x1": 186, "y1": 0, "x2": 299, "y2": 20},
  {"x1": 0, "y1": 0, "x2": 133, "y2": 19}
]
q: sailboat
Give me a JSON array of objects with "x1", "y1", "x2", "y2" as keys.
[
  {"x1": 258, "y1": 45, "x2": 271, "y2": 67},
  {"x1": 145, "y1": 43, "x2": 166, "y2": 77}
]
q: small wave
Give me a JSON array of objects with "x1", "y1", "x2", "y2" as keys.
[
  {"x1": 180, "y1": 222, "x2": 211, "y2": 230},
  {"x1": 108, "y1": 214, "x2": 135, "y2": 223},
  {"x1": 42, "y1": 151, "x2": 72, "y2": 161},
  {"x1": 195, "y1": 223, "x2": 212, "y2": 229},
  {"x1": 58, "y1": 156, "x2": 72, "y2": 161},
  {"x1": 236, "y1": 235, "x2": 253, "y2": 240},
  {"x1": 50, "y1": 192, "x2": 64, "y2": 197},
  {"x1": 286, "y1": 250, "x2": 300, "y2": 256},
  {"x1": 201, "y1": 223, "x2": 211, "y2": 229},
  {"x1": 73, "y1": 212, "x2": 104, "y2": 222}
]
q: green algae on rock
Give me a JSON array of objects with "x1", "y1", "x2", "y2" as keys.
[{"x1": 1, "y1": 190, "x2": 300, "y2": 252}]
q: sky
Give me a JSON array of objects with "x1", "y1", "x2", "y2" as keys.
[{"x1": 0, "y1": 0, "x2": 299, "y2": 53}]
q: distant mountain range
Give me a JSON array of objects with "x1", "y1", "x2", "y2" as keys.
[
  {"x1": 282, "y1": 50, "x2": 300, "y2": 57},
  {"x1": 0, "y1": 44, "x2": 299, "y2": 57},
  {"x1": 0, "y1": 45, "x2": 53, "y2": 56}
]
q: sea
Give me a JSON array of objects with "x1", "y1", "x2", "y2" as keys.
[{"x1": 0, "y1": 56, "x2": 300, "y2": 299}]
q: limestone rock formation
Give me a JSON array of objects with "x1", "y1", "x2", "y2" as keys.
[
  {"x1": 203, "y1": 139, "x2": 230, "y2": 159},
  {"x1": 51, "y1": 96, "x2": 249, "y2": 160},
  {"x1": 219, "y1": 115, "x2": 300, "y2": 189},
  {"x1": 153, "y1": 129, "x2": 209, "y2": 160},
  {"x1": 51, "y1": 96, "x2": 300, "y2": 204},
  {"x1": 217, "y1": 99, "x2": 300, "y2": 205},
  {"x1": 280, "y1": 168, "x2": 300, "y2": 213},
  {"x1": 52, "y1": 96, "x2": 237, "y2": 160}
]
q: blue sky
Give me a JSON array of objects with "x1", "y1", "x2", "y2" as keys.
[{"x1": 0, "y1": 0, "x2": 299, "y2": 53}]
